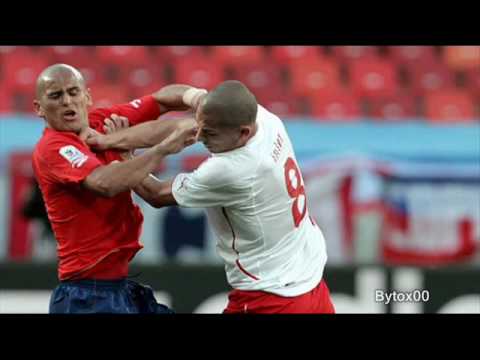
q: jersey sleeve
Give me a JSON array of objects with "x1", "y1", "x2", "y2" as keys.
[
  {"x1": 171, "y1": 157, "x2": 247, "y2": 208},
  {"x1": 36, "y1": 132, "x2": 103, "y2": 184},
  {"x1": 89, "y1": 95, "x2": 162, "y2": 128}
]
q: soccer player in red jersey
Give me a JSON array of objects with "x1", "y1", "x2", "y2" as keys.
[{"x1": 32, "y1": 64, "x2": 200, "y2": 313}]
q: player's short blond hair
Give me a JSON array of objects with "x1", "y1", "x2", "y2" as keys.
[{"x1": 202, "y1": 80, "x2": 258, "y2": 128}]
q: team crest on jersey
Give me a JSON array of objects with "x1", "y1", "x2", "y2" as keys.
[
  {"x1": 176, "y1": 177, "x2": 189, "y2": 192},
  {"x1": 59, "y1": 145, "x2": 88, "y2": 168}
]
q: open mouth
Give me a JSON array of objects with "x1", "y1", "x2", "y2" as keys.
[{"x1": 63, "y1": 110, "x2": 77, "y2": 121}]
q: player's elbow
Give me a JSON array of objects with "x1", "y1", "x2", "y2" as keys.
[
  {"x1": 101, "y1": 187, "x2": 120, "y2": 198},
  {"x1": 148, "y1": 199, "x2": 163, "y2": 208},
  {"x1": 146, "y1": 192, "x2": 176, "y2": 208},
  {"x1": 90, "y1": 181, "x2": 117, "y2": 197},
  {"x1": 144, "y1": 192, "x2": 165, "y2": 208},
  {"x1": 84, "y1": 174, "x2": 121, "y2": 198}
]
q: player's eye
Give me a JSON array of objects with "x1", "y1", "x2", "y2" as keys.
[
  {"x1": 48, "y1": 92, "x2": 61, "y2": 99},
  {"x1": 68, "y1": 88, "x2": 80, "y2": 96}
]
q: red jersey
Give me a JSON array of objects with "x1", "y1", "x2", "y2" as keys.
[{"x1": 32, "y1": 95, "x2": 161, "y2": 280}]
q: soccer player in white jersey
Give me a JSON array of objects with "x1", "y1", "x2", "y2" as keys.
[{"x1": 88, "y1": 80, "x2": 335, "y2": 313}]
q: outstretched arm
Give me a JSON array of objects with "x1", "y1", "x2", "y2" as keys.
[
  {"x1": 83, "y1": 124, "x2": 197, "y2": 197},
  {"x1": 154, "y1": 84, "x2": 207, "y2": 114},
  {"x1": 133, "y1": 174, "x2": 176, "y2": 208},
  {"x1": 86, "y1": 116, "x2": 197, "y2": 151},
  {"x1": 85, "y1": 85, "x2": 206, "y2": 151},
  {"x1": 83, "y1": 143, "x2": 169, "y2": 197}
]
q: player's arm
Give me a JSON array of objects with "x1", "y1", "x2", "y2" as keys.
[
  {"x1": 83, "y1": 125, "x2": 197, "y2": 197},
  {"x1": 153, "y1": 84, "x2": 207, "y2": 114},
  {"x1": 87, "y1": 116, "x2": 196, "y2": 151},
  {"x1": 93, "y1": 86, "x2": 206, "y2": 130},
  {"x1": 133, "y1": 174, "x2": 177, "y2": 208}
]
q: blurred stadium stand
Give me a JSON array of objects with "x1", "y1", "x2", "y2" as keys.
[
  {"x1": 0, "y1": 45, "x2": 478, "y2": 120},
  {"x1": 0, "y1": 46, "x2": 479, "y2": 313},
  {"x1": 0, "y1": 46, "x2": 479, "y2": 266}
]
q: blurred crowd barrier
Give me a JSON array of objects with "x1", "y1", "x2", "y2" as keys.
[
  {"x1": 1, "y1": 116, "x2": 479, "y2": 266},
  {"x1": 0, "y1": 263, "x2": 478, "y2": 313}
]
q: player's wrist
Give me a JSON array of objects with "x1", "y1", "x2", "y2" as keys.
[
  {"x1": 152, "y1": 143, "x2": 170, "y2": 157},
  {"x1": 182, "y1": 88, "x2": 208, "y2": 109}
]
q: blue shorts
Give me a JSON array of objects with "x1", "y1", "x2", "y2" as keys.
[{"x1": 49, "y1": 278, "x2": 174, "y2": 314}]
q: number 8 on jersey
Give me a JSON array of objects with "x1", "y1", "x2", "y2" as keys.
[{"x1": 284, "y1": 157, "x2": 307, "y2": 227}]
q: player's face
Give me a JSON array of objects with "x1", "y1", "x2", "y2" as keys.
[
  {"x1": 34, "y1": 74, "x2": 92, "y2": 134},
  {"x1": 196, "y1": 112, "x2": 242, "y2": 154}
]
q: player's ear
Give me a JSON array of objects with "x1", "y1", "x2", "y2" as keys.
[
  {"x1": 240, "y1": 125, "x2": 251, "y2": 138},
  {"x1": 239, "y1": 126, "x2": 252, "y2": 144},
  {"x1": 85, "y1": 88, "x2": 93, "y2": 106},
  {"x1": 33, "y1": 99, "x2": 44, "y2": 117}
]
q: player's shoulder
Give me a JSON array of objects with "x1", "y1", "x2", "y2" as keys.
[
  {"x1": 34, "y1": 129, "x2": 84, "y2": 159},
  {"x1": 191, "y1": 154, "x2": 247, "y2": 188},
  {"x1": 36, "y1": 129, "x2": 74, "y2": 148},
  {"x1": 45, "y1": 128, "x2": 81, "y2": 144},
  {"x1": 88, "y1": 108, "x2": 110, "y2": 132},
  {"x1": 257, "y1": 104, "x2": 281, "y2": 122},
  {"x1": 256, "y1": 104, "x2": 287, "y2": 134}
]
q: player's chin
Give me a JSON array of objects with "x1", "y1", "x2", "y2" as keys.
[
  {"x1": 204, "y1": 145, "x2": 216, "y2": 153},
  {"x1": 66, "y1": 123, "x2": 84, "y2": 134}
]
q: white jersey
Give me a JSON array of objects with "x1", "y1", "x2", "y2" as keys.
[{"x1": 172, "y1": 105, "x2": 327, "y2": 296}]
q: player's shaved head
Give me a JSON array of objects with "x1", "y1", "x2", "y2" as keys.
[
  {"x1": 201, "y1": 80, "x2": 258, "y2": 128},
  {"x1": 36, "y1": 64, "x2": 86, "y2": 99},
  {"x1": 33, "y1": 63, "x2": 92, "y2": 134}
]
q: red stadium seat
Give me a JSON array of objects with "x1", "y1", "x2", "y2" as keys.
[
  {"x1": 77, "y1": 64, "x2": 108, "y2": 88},
  {"x1": 127, "y1": 80, "x2": 165, "y2": 101},
  {"x1": 228, "y1": 62, "x2": 285, "y2": 101},
  {"x1": 1, "y1": 46, "x2": 105, "y2": 91},
  {"x1": 288, "y1": 59, "x2": 341, "y2": 97},
  {"x1": 261, "y1": 92, "x2": 301, "y2": 119},
  {"x1": 95, "y1": 47, "x2": 153, "y2": 85},
  {"x1": 11, "y1": 88, "x2": 36, "y2": 114},
  {"x1": 331, "y1": 46, "x2": 378, "y2": 61},
  {"x1": 465, "y1": 68, "x2": 480, "y2": 98},
  {"x1": 125, "y1": 64, "x2": 166, "y2": 98},
  {"x1": 309, "y1": 91, "x2": 361, "y2": 121},
  {"x1": 0, "y1": 87, "x2": 12, "y2": 113},
  {"x1": 211, "y1": 46, "x2": 265, "y2": 67},
  {"x1": 174, "y1": 56, "x2": 224, "y2": 89},
  {"x1": 96, "y1": 46, "x2": 150, "y2": 66},
  {"x1": 40, "y1": 47, "x2": 106, "y2": 87},
  {"x1": 270, "y1": 46, "x2": 324, "y2": 66},
  {"x1": 0, "y1": 46, "x2": 19, "y2": 56},
  {"x1": 156, "y1": 46, "x2": 206, "y2": 63},
  {"x1": 48, "y1": 47, "x2": 111, "y2": 86},
  {"x1": 424, "y1": 90, "x2": 476, "y2": 122},
  {"x1": 1, "y1": 47, "x2": 50, "y2": 93},
  {"x1": 444, "y1": 46, "x2": 480, "y2": 70},
  {"x1": 369, "y1": 95, "x2": 417, "y2": 120},
  {"x1": 407, "y1": 62, "x2": 455, "y2": 96},
  {"x1": 181, "y1": 154, "x2": 210, "y2": 172},
  {"x1": 349, "y1": 59, "x2": 398, "y2": 98},
  {"x1": 45, "y1": 46, "x2": 96, "y2": 66},
  {"x1": 90, "y1": 84, "x2": 130, "y2": 109},
  {"x1": 388, "y1": 46, "x2": 438, "y2": 66}
]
